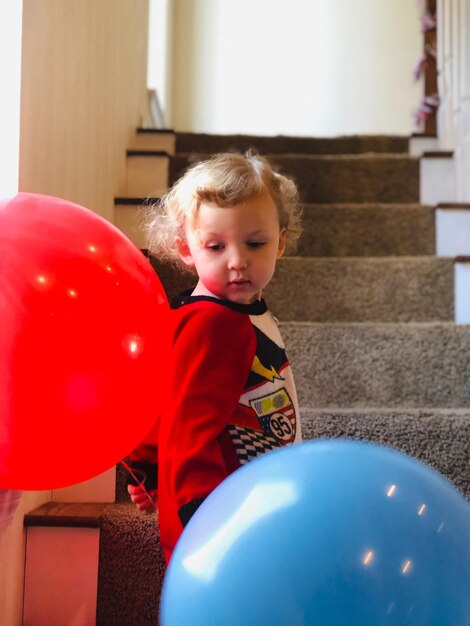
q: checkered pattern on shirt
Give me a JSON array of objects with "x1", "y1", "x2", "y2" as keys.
[{"x1": 228, "y1": 424, "x2": 280, "y2": 465}]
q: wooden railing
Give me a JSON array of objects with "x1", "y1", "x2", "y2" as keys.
[{"x1": 414, "y1": 0, "x2": 438, "y2": 134}]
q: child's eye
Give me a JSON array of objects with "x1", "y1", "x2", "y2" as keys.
[
  {"x1": 207, "y1": 243, "x2": 224, "y2": 251},
  {"x1": 247, "y1": 241, "x2": 266, "y2": 249}
]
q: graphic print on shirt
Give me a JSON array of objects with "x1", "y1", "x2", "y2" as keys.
[
  {"x1": 227, "y1": 324, "x2": 298, "y2": 465},
  {"x1": 249, "y1": 387, "x2": 296, "y2": 444}
]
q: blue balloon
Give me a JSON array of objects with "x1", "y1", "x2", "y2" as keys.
[{"x1": 161, "y1": 440, "x2": 470, "y2": 625}]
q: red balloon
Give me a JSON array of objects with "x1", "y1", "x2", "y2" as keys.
[{"x1": 0, "y1": 193, "x2": 168, "y2": 489}]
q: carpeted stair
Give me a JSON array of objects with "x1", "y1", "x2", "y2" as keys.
[
  {"x1": 297, "y1": 203, "x2": 436, "y2": 257},
  {"x1": 97, "y1": 504, "x2": 166, "y2": 626},
  {"x1": 301, "y1": 409, "x2": 470, "y2": 497},
  {"x1": 175, "y1": 132, "x2": 410, "y2": 155},
  {"x1": 284, "y1": 322, "x2": 470, "y2": 407},
  {"x1": 171, "y1": 153, "x2": 420, "y2": 203},
  {"x1": 95, "y1": 132, "x2": 470, "y2": 625},
  {"x1": 151, "y1": 256, "x2": 455, "y2": 323}
]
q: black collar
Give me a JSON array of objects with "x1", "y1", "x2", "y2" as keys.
[{"x1": 172, "y1": 290, "x2": 268, "y2": 315}]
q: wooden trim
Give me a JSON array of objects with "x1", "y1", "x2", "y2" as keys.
[
  {"x1": 422, "y1": 151, "x2": 454, "y2": 158},
  {"x1": 114, "y1": 197, "x2": 160, "y2": 205},
  {"x1": 454, "y1": 256, "x2": 470, "y2": 264},
  {"x1": 436, "y1": 203, "x2": 470, "y2": 210},
  {"x1": 126, "y1": 150, "x2": 169, "y2": 157},
  {"x1": 423, "y1": 0, "x2": 437, "y2": 135},
  {"x1": 137, "y1": 128, "x2": 175, "y2": 134},
  {"x1": 411, "y1": 132, "x2": 437, "y2": 138},
  {"x1": 24, "y1": 502, "x2": 109, "y2": 528}
]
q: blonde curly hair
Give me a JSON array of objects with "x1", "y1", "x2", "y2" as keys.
[{"x1": 144, "y1": 152, "x2": 302, "y2": 270}]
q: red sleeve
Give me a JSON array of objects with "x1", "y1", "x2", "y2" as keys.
[
  {"x1": 159, "y1": 303, "x2": 256, "y2": 515},
  {"x1": 128, "y1": 418, "x2": 159, "y2": 463}
]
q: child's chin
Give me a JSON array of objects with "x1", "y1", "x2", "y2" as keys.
[{"x1": 225, "y1": 289, "x2": 259, "y2": 305}]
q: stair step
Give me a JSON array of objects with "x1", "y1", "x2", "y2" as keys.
[
  {"x1": 300, "y1": 408, "x2": 470, "y2": 498},
  {"x1": 267, "y1": 154, "x2": 420, "y2": 204},
  {"x1": 299, "y1": 203, "x2": 435, "y2": 257},
  {"x1": 148, "y1": 256, "x2": 454, "y2": 323},
  {"x1": 175, "y1": 132, "x2": 409, "y2": 155},
  {"x1": 24, "y1": 503, "x2": 107, "y2": 626},
  {"x1": 281, "y1": 322, "x2": 470, "y2": 408},
  {"x1": 267, "y1": 256, "x2": 454, "y2": 322},
  {"x1": 170, "y1": 153, "x2": 420, "y2": 203},
  {"x1": 114, "y1": 197, "x2": 158, "y2": 249},
  {"x1": 24, "y1": 502, "x2": 165, "y2": 626},
  {"x1": 97, "y1": 503, "x2": 165, "y2": 626},
  {"x1": 436, "y1": 203, "x2": 470, "y2": 256},
  {"x1": 25, "y1": 502, "x2": 108, "y2": 528},
  {"x1": 131, "y1": 128, "x2": 176, "y2": 154},
  {"x1": 116, "y1": 201, "x2": 436, "y2": 258},
  {"x1": 126, "y1": 151, "x2": 169, "y2": 197}
]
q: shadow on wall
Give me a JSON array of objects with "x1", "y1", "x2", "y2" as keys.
[{"x1": 0, "y1": 491, "x2": 22, "y2": 530}]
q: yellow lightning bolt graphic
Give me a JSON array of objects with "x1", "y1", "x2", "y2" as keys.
[{"x1": 251, "y1": 356, "x2": 282, "y2": 382}]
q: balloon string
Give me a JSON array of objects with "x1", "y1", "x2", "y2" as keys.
[{"x1": 121, "y1": 460, "x2": 156, "y2": 507}]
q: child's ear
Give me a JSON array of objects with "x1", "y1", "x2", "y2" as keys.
[
  {"x1": 277, "y1": 229, "x2": 287, "y2": 259},
  {"x1": 176, "y1": 237, "x2": 195, "y2": 268}
]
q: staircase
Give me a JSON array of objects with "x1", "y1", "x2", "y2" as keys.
[{"x1": 25, "y1": 131, "x2": 470, "y2": 625}]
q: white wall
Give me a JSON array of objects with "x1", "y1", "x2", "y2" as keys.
[
  {"x1": 1, "y1": 491, "x2": 51, "y2": 626},
  {"x1": 0, "y1": 1, "x2": 22, "y2": 197},
  {"x1": 169, "y1": 0, "x2": 422, "y2": 136},
  {"x1": 0, "y1": 9, "x2": 47, "y2": 626},
  {"x1": 148, "y1": 0, "x2": 173, "y2": 124}
]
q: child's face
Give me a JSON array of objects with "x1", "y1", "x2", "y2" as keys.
[{"x1": 178, "y1": 190, "x2": 286, "y2": 304}]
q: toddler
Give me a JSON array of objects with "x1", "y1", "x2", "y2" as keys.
[{"x1": 129, "y1": 152, "x2": 302, "y2": 562}]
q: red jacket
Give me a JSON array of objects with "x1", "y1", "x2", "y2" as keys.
[{"x1": 131, "y1": 293, "x2": 301, "y2": 562}]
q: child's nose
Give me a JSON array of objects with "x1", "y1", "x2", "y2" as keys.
[{"x1": 228, "y1": 247, "x2": 248, "y2": 270}]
